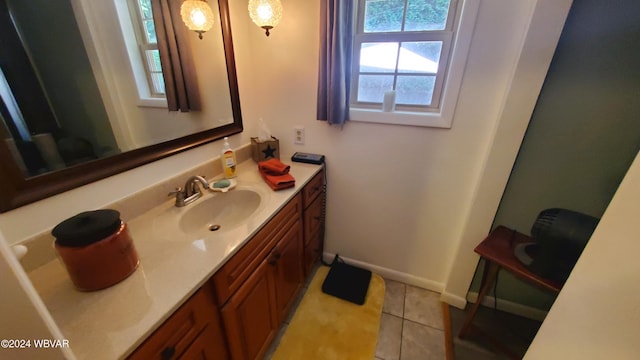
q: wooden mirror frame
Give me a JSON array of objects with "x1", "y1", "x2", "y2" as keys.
[{"x1": 0, "y1": 0, "x2": 242, "y2": 212}]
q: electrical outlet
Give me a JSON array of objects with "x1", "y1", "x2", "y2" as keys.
[{"x1": 294, "y1": 126, "x2": 305, "y2": 145}]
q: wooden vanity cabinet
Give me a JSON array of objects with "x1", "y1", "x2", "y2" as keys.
[
  {"x1": 127, "y1": 285, "x2": 228, "y2": 360},
  {"x1": 130, "y1": 169, "x2": 323, "y2": 360},
  {"x1": 302, "y1": 169, "x2": 326, "y2": 276},
  {"x1": 215, "y1": 193, "x2": 304, "y2": 360}
]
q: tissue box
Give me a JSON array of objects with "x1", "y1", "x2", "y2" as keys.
[{"x1": 251, "y1": 136, "x2": 280, "y2": 162}]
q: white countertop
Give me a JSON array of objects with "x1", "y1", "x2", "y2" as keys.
[{"x1": 27, "y1": 159, "x2": 323, "y2": 359}]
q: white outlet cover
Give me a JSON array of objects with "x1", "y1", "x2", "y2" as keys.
[{"x1": 294, "y1": 127, "x2": 305, "y2": 144}]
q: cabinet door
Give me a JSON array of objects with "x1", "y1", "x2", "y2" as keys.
[
  {"x1": 221, "y1": 257, "x2": 278, "y2": 360},
  {"x1": 270, "y1": 220, "x2": 304, "y2": 323}
]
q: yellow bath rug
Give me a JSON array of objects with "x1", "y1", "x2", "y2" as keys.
[{"x1": 271, "y1": 265, "x2": 385, "y2": 360}]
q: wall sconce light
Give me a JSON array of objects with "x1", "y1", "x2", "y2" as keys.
[
  {"x1": 180, "y1": 0, "x2": 215, "y2": 39},
  {"x1": 248, "y1": 0, "x2": 283, "y2": 37}
]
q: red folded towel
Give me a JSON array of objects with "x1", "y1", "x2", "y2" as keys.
[
  {"x1": 260, "y1": 171, "x2": 295, "y2": 191},
  {"x1": 259, "y1": 158, "x2": 290, "y2": 175},
  {"x1": 258, "y1": 159, "x2": 295, "y2": 190}
]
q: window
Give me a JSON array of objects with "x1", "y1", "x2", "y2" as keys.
[
  {"x1": 128, "y1": 0, "x2": 165, "y2": 97},
  {"x1": 350, "y1": 0, "x2": 478, "y2": 128}
]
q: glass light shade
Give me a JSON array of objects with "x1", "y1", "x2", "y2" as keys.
[
  {"x1": 248, "y1": 0, "x2": 283, "y2": 36},
  {"x1": 180, "y1": 0, "x2": 215, "y2": 39}
]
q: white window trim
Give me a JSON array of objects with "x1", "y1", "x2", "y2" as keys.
[
  {"x1": 137, "y1": 97, "x2": 168, "y2": 108},
  {"x1": 350, "y1": 0, "x2": 480, "y2": 128},
  {"x1": 115, "y1": 0, "x2": 167, "y2": 108}
]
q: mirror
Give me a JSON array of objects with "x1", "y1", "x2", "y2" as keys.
[{"x1": 0, "y1": 0, "x2": 242, "y2": 212}]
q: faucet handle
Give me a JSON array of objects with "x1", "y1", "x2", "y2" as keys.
[{"x1": 168, "y1": 187, "x2": 186, "y2": 207}]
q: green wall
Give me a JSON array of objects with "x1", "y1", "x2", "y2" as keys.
[{"x1": 471, "y1": 0, "x2": 640, "y2": 311}]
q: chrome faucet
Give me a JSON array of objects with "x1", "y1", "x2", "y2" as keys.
[{"x1": 168, "y1": 175, "x2": 210, "y2": 207}]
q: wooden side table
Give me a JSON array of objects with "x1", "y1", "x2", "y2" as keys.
[{"x1": 458, "y1": 226, "x2": 563, "y2": 358}]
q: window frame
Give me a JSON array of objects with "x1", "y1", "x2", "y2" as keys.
[
  {"x1": 349, "y1": 0, "x2": 480, "y2": 128},
  {"x1": 127, "y1": 0, "x2": 165, "y2": 98}
]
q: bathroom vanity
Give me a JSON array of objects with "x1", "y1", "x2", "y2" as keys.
[{"x1": 26, "y1": 159, "x2": 325, "y2": 360}]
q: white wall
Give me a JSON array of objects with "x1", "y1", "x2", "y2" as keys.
[{"x1": 525, "y1": 150, "x2": 640, "y2": 359}]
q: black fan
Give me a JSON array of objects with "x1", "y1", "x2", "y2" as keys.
[{"x1": 514, "y1": 208, "x2": 600, "y2": 283}]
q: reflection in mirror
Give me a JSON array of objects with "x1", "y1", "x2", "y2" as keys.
[
  {"x1": 1, "y1": 0, "x2": 236, "y2": 177},
  {"x1": 0, "y1": 0, "x2": 243, "y2": 211},
  {"x1": 1, "y1": 0, "x2": 119, "y2": 176}
]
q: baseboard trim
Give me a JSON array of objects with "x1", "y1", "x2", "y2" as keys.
[
  {"x1": 322, "y1": 252, "x2": 444, "y2": 293},
  {"x1": 440, "y1": 291, "x2": 468, "y2": 310},
  {"x1": 466, "y1": 291, "x2": 548, "y2": 321}
]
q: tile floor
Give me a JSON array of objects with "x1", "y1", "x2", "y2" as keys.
[{"x1": 374, "y1": 279, "x2": 446, "y2": 360}]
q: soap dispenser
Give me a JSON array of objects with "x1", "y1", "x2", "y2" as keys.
[{"x1": 221, "y1": 137, "x2": 237, "y2": 178}]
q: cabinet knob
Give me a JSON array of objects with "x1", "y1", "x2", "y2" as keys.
[
  {"x1": 268, "y1": 252, "x2": 281, "y2": 266},
  {"x1": 161, "y1": 346, "x2": 176, "y2": 360}
]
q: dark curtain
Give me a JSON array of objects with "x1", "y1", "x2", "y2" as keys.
[
  {"x1": 316, "y1": 0, "x2": 354, "y2": 126},
  {"x1": 151, "y1": 0, "x2": 201, "y2": 112}
]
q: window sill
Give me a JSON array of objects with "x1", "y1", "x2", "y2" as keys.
[
  {"x1": 137, "y1": 98, "x2": 168, "y2": 108},
  {"x1": 349, "y1": 108, "x2": 452, "y2": 128}
]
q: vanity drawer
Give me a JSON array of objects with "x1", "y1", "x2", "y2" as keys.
[
  {"x1": 128, "y1": 285, "x2": 218, "y2": 360},
  {"x1": 212, "y1": 193, "x2": 302, "y2": 305},
  {"x1": 302, "y1": 170, "x2": 324, "y2": 209}
]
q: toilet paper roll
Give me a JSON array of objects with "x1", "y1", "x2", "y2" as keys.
[
  {"x1": 382, "y1": 90, "x2": 396, "y2": 112},
  {"x1": 32, "y1": 133, "x2": 65, "y2": 171}
]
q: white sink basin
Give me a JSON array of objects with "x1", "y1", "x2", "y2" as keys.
[{"x1": 178, "y1": 189, "x2": 262, "y2": 235}]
